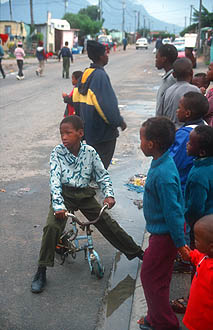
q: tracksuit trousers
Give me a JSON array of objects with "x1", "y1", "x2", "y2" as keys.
[
  {"x1": 38, "y1": 186, "x2": 141, "y2": 267},
  {"x1": 140, "y1": 234, "x2": 180, "y2": 330}
]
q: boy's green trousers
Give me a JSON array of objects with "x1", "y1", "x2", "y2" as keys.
[
  {"x1": 62, "y1": 57, "x2": 70, "y2": 78},
  {"x1": 38, "y1": 186, "x2": 141, "y2": 267}
]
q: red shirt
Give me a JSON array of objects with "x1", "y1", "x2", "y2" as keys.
[{"x1": 183, "y1": 249, "x2": 213, "y2": 330}]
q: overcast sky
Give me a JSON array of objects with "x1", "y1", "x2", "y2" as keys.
[
  {"x1": 136, "y1": 0, "x2": 213, "y2": 27},
  {"x1": 89, "y1": 0, "x2": 213, "y2": 28}
]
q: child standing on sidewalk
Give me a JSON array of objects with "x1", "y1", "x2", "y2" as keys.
[
  {"x1": 181, "y1": 215, "x2": 213, "y2": 330},
  {"x1": 185, "y1": 125, "x2": 213, "y2": 248},
  {"x1": 139, "y1": 117, "x2": 187, "y2": 330},
  {"x1": 62, "y1": 70, "x2": 82, "y2": 117}
]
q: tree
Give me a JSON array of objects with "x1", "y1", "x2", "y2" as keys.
[
  {"x1": 63, "y1": 13, "x2": 102, "y2": 38},
  {"x1": 192, "y1": 5, "x2": 213, "y2": 28},
  {"x1": 78, "y1": 5, "x2": 99, "y2": 21}
]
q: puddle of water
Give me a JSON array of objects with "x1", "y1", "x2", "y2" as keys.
[{"x1": 99, "y1": 252, "x2": 139, "y2": 330}]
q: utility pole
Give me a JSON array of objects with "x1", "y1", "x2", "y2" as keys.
[
  {"x1": 9, "y1": 0, "x2": 13, "y2": 21},
  {"x1": 143, "y1": 15, "x2": 146, "y2": 37},
  {"x1": 197, "y1": 0, "x2": 202, "y2": 55},
  {"x1": 189, "y1": 5, "x2": 193, "y2": 26},
  {"x1": 64, "y1": 0, "x2": 68, "y2": 14},
  {"x1": 184, "y1": 16, "x2": 187, "y2": 29},
  {"x1": 29, "y1": 0, "x2": 34, "y2": 27},
  {"x1": 98, "y1": 0, "x2": 103, "y2": 21},
  {"x1": 137, "y1": 11, "x2": 140, "y2": 31},
  {"x1": 122, "y1": 0, "x2": 126, "y2": 37}
]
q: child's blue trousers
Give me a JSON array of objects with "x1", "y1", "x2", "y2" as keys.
[{"x1": 140, "y1": 234, "x2": 180, "y2": 330}]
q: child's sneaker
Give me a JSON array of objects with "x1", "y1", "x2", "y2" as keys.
[{"x1": 173, "y1": 260, "x2": 191, "y2": 273}]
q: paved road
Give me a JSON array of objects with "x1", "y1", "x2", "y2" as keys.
[{"x1": 0, "y1": 45, "x2": 159, "y2": 330}]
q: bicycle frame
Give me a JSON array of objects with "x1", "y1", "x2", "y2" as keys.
[{"x1": 55, "y1": 204, "x2": 108, "y2": 278}]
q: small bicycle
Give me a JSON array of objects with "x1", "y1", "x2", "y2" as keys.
[{"x1": 55, "y1": 204, "x2": 108, "y2": 279}]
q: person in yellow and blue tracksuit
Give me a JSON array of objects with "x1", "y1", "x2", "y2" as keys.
[{"x1": 73, "y1": 40, "x2": 127, "y2": 169}]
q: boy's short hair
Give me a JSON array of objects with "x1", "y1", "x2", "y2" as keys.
[
  {"x1": 72, "y1": 71, "x2": 83, "y2": 80},
  {"x1": 60, "y1": 115, "x2": 84, "y2": 130},
  {"x1": 194, "y1": 125, "x2": 213, "y2": 156},
  {"x1": 183, "y1": 92, "x2": 209, "y2": 119},
  {"x1": 142, "y1": 117, "x2": 176, "y2": 152},
  {"x1": 194, "y1": 72, "x2": 206, "y2": 78},
  {"x1": 158, "y1": 44, "x2": 178, "y2": 64},
  {"x1": 65, "y1": 41, "x2": 68, "y2": 46},
  {"x1": 173, "y1": 58, "x2": 192, "y2": 79}
]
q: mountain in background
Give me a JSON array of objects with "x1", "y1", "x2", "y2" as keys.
[{"x1": 0, "y1": 0, "x2": 183, "y2": 33}]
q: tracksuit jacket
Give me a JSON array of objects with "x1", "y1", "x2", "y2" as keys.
[{"x1": 73, "y1": 63, "x2": 124, "y2": 145}]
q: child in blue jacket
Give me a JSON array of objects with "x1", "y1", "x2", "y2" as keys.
[
  {"x1": 185, "y1": 125, "x2": 213, "y2": 248},
  {"x1": 169, "y1": 91, "x2": 209, "y2": 195},
  {"x1": 139, "y1": 117, "x2": 188, "y2": 330}
]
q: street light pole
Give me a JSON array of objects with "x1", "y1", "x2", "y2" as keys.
[
  {"x1": 197, "y1": 0, "x2": 202, "y2": 55},
  {"x1": 122, "y1": 0, "x2": 126, "y2": 37}
]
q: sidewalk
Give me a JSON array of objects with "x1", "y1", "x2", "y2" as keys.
[{"x1": 129, "y1": 231, "x2": 191, "y2": 330}]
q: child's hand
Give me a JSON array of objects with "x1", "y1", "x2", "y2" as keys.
[
  {"x1": 62, "y1": 92, "x2": 67, "y2": 98},
  {"x1": 200, "y1": 87, "x2": 206, "y2": 95},
  {"x1": 120, "y1": 121, "x2": 127, "y2": 131},
  {"x1": 54, "y1": 210, "x2": 67, "y2": 220},
  {"x1": 178, "y1": 245, "x2": 191, "y2": 262},
  {"x1": 104, "y1": 197, "x2": 115, "y2": 209}
]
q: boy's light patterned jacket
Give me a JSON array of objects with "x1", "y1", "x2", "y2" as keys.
[{"x1": 50, "y1": 143, "x2": 114, "y2": 211}]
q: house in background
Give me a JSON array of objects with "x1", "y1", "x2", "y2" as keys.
[
  {"x1": 0, "y1": 20, "x2": 29, "y2": 50},
  {"x1": 35, "y1": 12, "x2": 79, "y2": 53}
]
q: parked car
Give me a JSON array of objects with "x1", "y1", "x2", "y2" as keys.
[
  {"x1": 136, "y1": 38, "x2": 148, "y2": 50},
  {"x1": 173, "y1": 42, "x2": 197, "y2": 68}
]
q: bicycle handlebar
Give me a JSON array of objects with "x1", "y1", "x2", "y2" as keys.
[{"x1": 66, "y1": 204, "x2": 109, "y2": 227}]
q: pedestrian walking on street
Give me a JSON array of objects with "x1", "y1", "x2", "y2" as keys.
[
  {"x1": 14, "y1": 41, "x2": 25, "y2": 80},
  {"x1": 62, "y1": 70, "x2": 83, "y2": 117},
  {"x1": 122, "y1": 37, "x2": 127, "y2": 51},
  {"x1": 31, "y1": 115, "x2": 144, "y2": 294},
  {"x1": 155, "y1": 44, "x2": 178, "y2": 116},
  {"x1": 58, "y1": 41, "x2": 73, "y2": 79},
  {"x1": 138, "y1": 117, "x2": 188, "y2": 330},
  {"x1": 73, "y1": 40, "x2": 127, "y2": 169},
  {"x1": 0, "y1": 40, "x2": 6, "y2": 79},
  {"x1": 36, "y1": 41, "x2": 47, "y2": 77}
]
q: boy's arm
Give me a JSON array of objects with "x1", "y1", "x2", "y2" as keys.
[
  {"x1": 169, "y1": 129, "x2": 191, "y2": 169},
  {"x1": 90, "y1": 70, "x2": 125, "y2": 129},
  {"x1": 185, "y1": 179, "x2": 208, "y2": 226},
  {"x1": 50, "y1": 149, "x2": 66, "y2": 212},
  {"x1": 91, "y1": 150, "x2": 115, "y2": 200},
  {"x1": 158, "y1": 180, "x2": 186, "y2": 248}
]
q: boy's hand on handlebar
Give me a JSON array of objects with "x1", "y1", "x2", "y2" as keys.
[
  {"x1": 54, "y1": 210, "x2": 67, "y2": 220},
  {"x1": 104, "y1": 197, "x2": 115, "y2": 209}
]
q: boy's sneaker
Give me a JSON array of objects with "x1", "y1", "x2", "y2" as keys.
[
  {"x1": 31, "y1": 267, "x2": 46, "y2": 293},
  {"x1": 16, "y1": 75, "x2": 20, "y2": 80},
  {"x1": 36, "y1": 70, "x2": 39, "y2": 76},
  {"x1": 173, "y1": 260, "x2": 191, "y2": 274}
]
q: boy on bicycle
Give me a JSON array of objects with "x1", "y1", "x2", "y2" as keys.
[{"x1": 31, "y1": 115, "x2": 144, "y2": 293}]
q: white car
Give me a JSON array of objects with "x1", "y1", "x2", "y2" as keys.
[
  {"x1": 136, "y1": 38, "x2": 148, "y2": 50},
  {"x1": 162, "y1": 38, "x2": 172, "y2": 45}
]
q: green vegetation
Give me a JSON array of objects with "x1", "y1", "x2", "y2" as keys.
[
  {"x1": 63, "y1": 5, "x2": 103, "y2": 38},
  {"x1": 180, "y1": 5, "x2": 213, "y2": 36}
]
